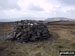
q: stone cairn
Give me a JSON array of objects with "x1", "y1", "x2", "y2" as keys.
[{"x1": 11, "y1": 20, "x2": 51, "y2": 42}]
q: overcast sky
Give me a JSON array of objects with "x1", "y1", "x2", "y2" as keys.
[{"x1": 0, "y1": 0, "x2": 75, "y2": 20}]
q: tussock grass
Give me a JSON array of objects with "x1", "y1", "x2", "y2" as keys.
[{"x1": 0, "y1": 21, "x2": 75, "y2": 56}]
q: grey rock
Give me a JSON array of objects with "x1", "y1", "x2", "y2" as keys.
[{"x1": 10, "y1": 20, "x2": 51, "y2": 42}]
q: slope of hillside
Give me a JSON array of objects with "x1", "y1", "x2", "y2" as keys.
[{"x1": 45, "y1": 17, "x2": 75, "y2": 22}]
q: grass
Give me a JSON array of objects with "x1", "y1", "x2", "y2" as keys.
[{"x1": 0, "y1": 21, "x2": 75, "y2": 56}]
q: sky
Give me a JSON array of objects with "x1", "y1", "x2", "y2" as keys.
[{"x1": 0, "y1": 0, "x2": 75, "y2": 21}]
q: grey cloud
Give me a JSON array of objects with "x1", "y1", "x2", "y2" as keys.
[
  {"x1": 58, "y1": 0, "x2": 75, "y2": 6},
  {"x1": 48, "y1": 0, "x2": 75, "y2": 6},
  {"x1": 28, "y1": 4, "x2": 43, "y2": 11},
  {"x1": 0, "y1": 0, "x2": 20, "y2": 10}
]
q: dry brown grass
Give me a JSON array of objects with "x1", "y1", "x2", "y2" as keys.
[
  {"x1": 0, "y1": 22, "x2": 13, "y2": 35},
  {"x1": 0, "y1": 21, "x2": 75, "y2": 56}
]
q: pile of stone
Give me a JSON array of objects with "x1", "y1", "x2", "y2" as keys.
[{"x1": 11, "y1": 20, "x2": 51, "y2": 42}]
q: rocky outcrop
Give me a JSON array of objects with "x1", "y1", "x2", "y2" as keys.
[{"x1": 11, "y1": 20, "x2": 51, "y2": 42}]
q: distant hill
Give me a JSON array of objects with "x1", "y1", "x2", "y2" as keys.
[{"x1": 45, "y1": 17, "x2": 75, "y2": 22}]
